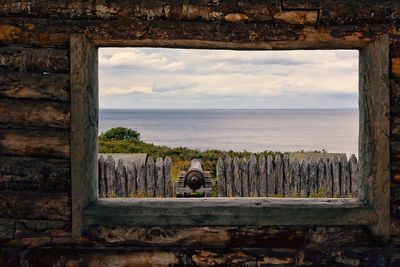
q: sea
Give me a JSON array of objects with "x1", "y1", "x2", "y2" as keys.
[{"x1": 99, "y1": 109, "x2": 359, "y2": 157}]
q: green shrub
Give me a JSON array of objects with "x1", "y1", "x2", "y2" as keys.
[
  {"x1": 100, "y1": 127, "x2": 141, "y2": 142},
  {"x1": 98, "y1": 127, "x2": 287, "y2": 180}
]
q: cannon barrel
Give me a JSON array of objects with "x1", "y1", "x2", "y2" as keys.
[{"x1": 185, "y1": 159, "x2": 205, "y2": 190}]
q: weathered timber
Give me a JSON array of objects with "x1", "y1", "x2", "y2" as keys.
[
  {"x1": 283, "y1": 154, "x2": 290, "y2": 197},
  {"x1": 0, "y1": 128, "x2": 69, "y2": 158},
  {"x1": 164, "y1": 157, "x2": 173, "y2": 197},
  {"x1": 259, "y1": 155, "x2": 267, "y2": 197},
  {"x1": 0, "y1": 191, "x2": 70, "y2": 221},
  {"x1": 332, "y1": 156, "x2": 341, "y2": 197},
  {"x1": 1, "y1": 0, "x2": 399, "y2": 26},
  {"x1": 325, "y1": 158, "x2": 333, "y2": 197},
  {"x1": 0, "y1": 0, "x2": 279, "y2": 22},
  {"x1": 217, "y1": 157, "x2": 226, "y2": 197},
  {"x1": 349, "y1": 154, "x2": 360, "y2": 197},
  {"x1": 155, "y1": 157, "x2": 164, "y2": 197},
  {"x1": 0, "y1": 98, "x2": 70, "y2": 129},
  {"x1": 248, "y1": 154, "x2": 258, "y2": 197},
  {"x1": 0, "y1": 72, "x2": 69, "y2": 102},
  {"x1": 145, "y1": 157, "x2": 155, "y2": 197},
  {"x1": 275, "y1": 155, "x2": 283, "y2": 196},
  {"x1": 70, "y1": 34, "x2": 98, "y2": 238},
  {"x1": 0, "y1": 218, "x2": 15, "y2": 239},
  {"x1": 0, "y1": 47, "x2": 69, "y2": 73},
  {"x1": 340, "y1": 154, "x2": 350, "y2": 197},
  {"x1": 105, "y1": 155, "x2": 115, "y2": 197},
  {"x1": 283, "y1": 0, "x2": 400, "y2": 25},
  {"x1": 98, "y1": 155, "x2": 106, "y2": 198},
  {"x1": 82, "y1": 225, "x2": 371, "y2": 249},
  {"x1": 15, "y1": 219, "x2": 70, "y2": 238},
  {"x1": 317, "y1": 158, "x2": 326, "y2": 195},
  {"x1": 309, "y1": 158, "x2": 317, "y2": 196},
  {"x1": 225, "y1": 156, "x2": 233, "y2": 197},
  {"x1": 360, "y1": 35, "x2": 391, "y2": 239},
  {"x1": 126, "y1": 163, "x2": 136, "y2": 197},
  {"x1": 266, "y1": 155, "x2": 275, "y2": 196},
  {"x1": 0, "y1": 0, "x2": 395, "y2": 259},
  {"x1": 115, "y1": 159, "x2": 126, "y2": 197},
  {"x1": 300, "y1": 159, "x2": 308, "y2": 197},
  {"x1": 233, "y1": 157, "x2": 241, "y2": 197},
  {"x1": 84, "y1": 198, "x2": 370, "y2": 227},
  {"x1": 136, "y1": 159, "x2": 146, "y2": 195},
  {"x1": 290, "y1": 158, "x2": 300, "y2": 196},
  {"x1": 0, "y1": 156, "x2": 70, "y2": 192},
  {"x1": 240, "y1": 157, "x2": 249, "y2": 197},
  {"x1": 0, "y1": 17, "x2": 373, "y2": 49}
]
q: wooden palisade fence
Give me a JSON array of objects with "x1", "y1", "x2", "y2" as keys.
[
  {"x1": 98, "y1": 155, "x2": 173, "y2": 198},
  {"x1": 217, "y1": 154, "x2": 360, "y2": 197}
]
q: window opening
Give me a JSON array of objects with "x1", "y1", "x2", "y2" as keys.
[{"x1": 97, "y1": 48, "x2": 359, "y2": 199}]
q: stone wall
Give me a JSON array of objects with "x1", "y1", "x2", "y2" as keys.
[{"x1": 1, "y1": 0, "x2": 400, "y2": 265}]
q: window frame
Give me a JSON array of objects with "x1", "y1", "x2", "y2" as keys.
[{"x1": 70, "y1": 34, "x2": 390, "y2": 240}]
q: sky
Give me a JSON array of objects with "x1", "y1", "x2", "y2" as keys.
[{"x1": 99, "y1": 48, "x2": 359, "y2": 109}]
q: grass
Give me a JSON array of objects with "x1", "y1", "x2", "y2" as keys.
[
  {"x1": 99, "y1": 127, "x2": 333, "y2": 193},
  {"x1": 99, "y1": 136, "x2": 282, "y2": 180}
]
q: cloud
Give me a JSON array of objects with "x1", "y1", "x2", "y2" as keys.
[
  {"x1": 99, "y1": 48, "x2": 185, "y2": 71},
  {"x1": 100, "y1": 86, "x2": 152, "y2": 97},
  {"x1": 98, "y1": 48, "x2": 359, "y2": 109}
]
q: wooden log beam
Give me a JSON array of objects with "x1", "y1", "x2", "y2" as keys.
[
  {"x1": 84, "y1": 198, "x2": 370, "y2": 227},
  {"x1": 0, "y1": 191, "x2": 70, "y2": 221},
  {"x1": 0, "y1": 47, "x2": 69, "y2": 73},
  {"x1": 0, "y1": 128, "x2": 69, "y2": 158},
  {"x1": 282, "y1": 0, "x2": 400, "y2": 26},
  {"x1": 0, "y1": 0, "x2": 398, "y2": 26},
  {"x1": 15, "y1": 219, "x2": 70, "y2": 238},
  {"x1": 0, "y1": 98, "x2": 70, "y2": 129},
  {"x1": 0, "y1": 1, "x2": 279, "y2": 23},
  {"x1": 0, "y1": 72, "x2": 69, "y2": 102},
  {"x1": 0, "y1": 155, "x2": 70, "y2": 192},
  {"x1": 0, "y1": 17, "x2": 374, "y2": 48}
]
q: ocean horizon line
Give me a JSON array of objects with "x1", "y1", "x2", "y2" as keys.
[{"x1": 100, "y1": 107, "x2": 359, "y2": 111}]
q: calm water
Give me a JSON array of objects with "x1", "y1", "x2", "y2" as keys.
[{"x1": 99, "y1": 109, "x2": 359, "y2": 156}]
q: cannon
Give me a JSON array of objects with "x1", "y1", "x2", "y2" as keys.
[{"x1": 176, "y1": 159, "x2": 212, "y2": 197}]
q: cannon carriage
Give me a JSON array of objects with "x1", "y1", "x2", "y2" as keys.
[{"x1": 176, "y1": 159, "x2": 212, "y2": 197}]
